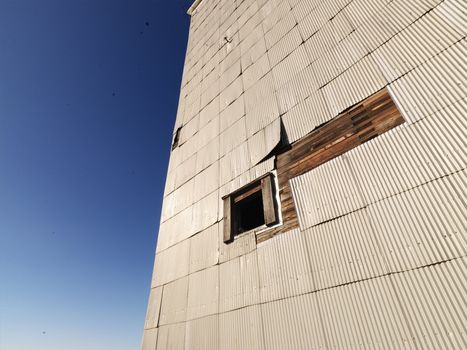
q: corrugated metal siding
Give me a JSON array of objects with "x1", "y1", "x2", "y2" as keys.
[
  {"x1": 144, "y1": 0, "x2": 466, "y2": 348},
  {"x1": 185, "y1": 314, "x2": 219, "y2": 350},
  {"x1": 290, "y1": 155, "x2": 366, "y2": 229},
  {"x1": 141, "y1": 328, "x2": 158, "y2": 350},
  {"x1": 189, "y1": 223, "x2": 219, "y2": 274},
  {"x1": 347, "y1": 98, "x2": 467, "y2": 204},
  {"x1": 159, "y1": 277, "x2": 189, "y2": 326},
  {"x1": 153, "y1": 239, "x2": 190, "y2": 287},
  {"x1": 219, "y1": 305, "x2": 265, "y2": 350},
  {"x1": 219, "y1": 250, "x2": 260, "y2": 313},
  {"x1": 302, "y1": 208, "x2": 388, "y2": 290},
  {"x1": 318, "y1": 275, "x2": 417, "y2": 350},
  {"x1": 257, "y1": 228, "x2": 314, "y2": 302},
  {"x1": 145, "y1": 287, "x2": 163, "y2": 329},
  {"x1": 367, "y1": 170, "x2": 467, "y2": 272},
  {"x1": 391, "y1": 257, "x2": 467, "y2": 350},
  {"x1": 187, "y1": 265, "x2": 219, "y2": 320},
  {"x1": 157, "y1": 322, "x2": 186, "y2": 350},
  {"x1": 262, "y1": 292, "x2": 327, "y2": 350}
]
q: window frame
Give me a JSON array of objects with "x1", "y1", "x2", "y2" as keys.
[{"x1": 222, "y1": 173, "x2": 279, "y2": 243}]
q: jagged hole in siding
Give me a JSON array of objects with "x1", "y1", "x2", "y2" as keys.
[{"x1": 223, "y1": 87, "x2": 406, "y2": 244}]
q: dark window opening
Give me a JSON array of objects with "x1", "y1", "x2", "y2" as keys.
[
  {"x1": 223, "y1": 174, "x2": 278, "y2": 243},
  {"x1": 234, "y1": 190, "x2": 265, "y2": 234},
  {"x1": 172, "y1": 127, "x2": 181, "y2": 150}
]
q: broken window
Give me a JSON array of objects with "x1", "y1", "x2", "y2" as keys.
[{"x1": 223, "y1": 173, "x2": 278, "y2": 243}]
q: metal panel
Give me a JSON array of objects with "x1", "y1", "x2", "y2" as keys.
[
  {"x1": 373, "y1": 5, "x2": 464, "y2": 83},
  {"x1": 156, "y1": 205, "x2": 193, "y2": 253},
  {"x1": 219, "y1": 117, "x2": 247, "y2": 157},
  {"x1": 219, "y1": 142, "x2": 251, "y2": 186},
  {"x1": 268, "y1": 26, "x2": 302, "y2": 68},
  {"x1": 275, "y1": 63, "x2": 318, "y2": 115},
  {"x1": 219, "y1": 223, "x2": 257, "y2": 263},
  {"x1": 153, "y1": 239, "x2": 190, "y2": 287},
  {"x1": 247, "y1": 118, "x2": 281, "y2": 166},
  {"x1": 261, "y1": 292, "x2": 327, "y2": 350},
  {"x1": 157, "y1": 322, "x2": 186, "y2": 350},
  {"x1": 192, "y1": 189, "x2": 219, "y2": 235},
  {"x1": 391, "y1": 257, "x2": 467, "y2": 350},
  {"x1": 193, "y1": 162, "x2": 219, "y2": 202},
  {"x1": 303, "y1": 208, "x2": 388, "y2": 290},
  {"x1": 318, "y1": 275, "x2": 417, "y2": 350},
  {"x1": 243, "y1": 53, "x2": 271, "y2": 91},
  {"x1": 347, "y1": 98, "x2": 467, "y2": 204},
  {"x1": 257, "y1": 228, "x2": 315, "y2": 302},
  {"x1": 265, "y1": 11, "x2": 296, "y2": 49},
  {"x1": 185, "y1": 314, "x2": 219, "y2": 350},
  {"x1": 219, "y1": 305, "x2": 265, "y2": 350},
  {"x1": 219, "y1": 94, "x2": 245, "y2": 133},
  {"x1": 244, "y1": 72, "x2": 275, "y2": 113},
  {"x1": 159, "y1": 276, "x2": 189, "y2": 326},
  {"x1": 388, "y1": 39, "x2": 466, "y2": 123},
  {"x1": 187, "y1": 265, "x2": 219, "y2": 320},
  {"x1": 367, "y1": 170, "x2": 467, "y2": 272},
  {"x1": 281, "y1": 89, "x2": 330, "y2": 143},
  {"x1": 141, "y1": 328, "x2": 158, "y2": 350},
  {"x1": 272, "y1": 44, "x2": 310, "y2": 89},
  {"x1": 145, "y1": 287, "x2": 163, "y2": 330},
  {"x1": 195, "y1": 136, "x2": 219, "y2": 174},
  {"x1": 290, "y1": 155, "x2": 366, "y2": 229},
  {"x1": 189, "y1": 223, "x2": 219, "y2": 274},
  {"x1": 245, "y1": 94, "x2": 279, "y2": 138},
  {"x1": 322, "y1": 54, "x2": 387, "y2": 117},
  {"x1": 219, "y1": 250, "x2": 260, "y2": 313}
]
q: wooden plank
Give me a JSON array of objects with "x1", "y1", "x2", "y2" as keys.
[
  {"x1": 233, "y1": 183, "x2": 261, "y2": 203},
  {"x1": 223, "y1": 197, "x2": 233, "y2": 243},
  {"x1": 257, "y1": 88, "x2": 405, "y2": 243},
  {"x1": 261, "y1": 175, "x2": 277, "y2": 226}
]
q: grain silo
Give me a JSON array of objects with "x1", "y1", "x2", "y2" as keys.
[{"x1": 142, "y1": 0, "x2": 467, "y2": 349}]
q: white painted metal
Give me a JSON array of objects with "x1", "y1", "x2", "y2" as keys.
[{"x1": 144, "y1": 1, "x2": 466, "y2": 348}]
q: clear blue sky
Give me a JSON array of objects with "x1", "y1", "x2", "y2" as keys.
[{"x1": 0, "y1": 1, "x2": 191, "y2": 349}]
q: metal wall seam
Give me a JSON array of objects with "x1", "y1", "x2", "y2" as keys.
[
  {"x1": 318, "y1": 274, "x2": 417, "y2": 350},
  {"x1": 281, "y1": 88, "x2": 330, "y2": 143},
  {"x1": 267, "y1": 25, "x2": 303, "y2": 68},
  {"x1": 159, "y1": 276, "x2": 189, "y2": 326},
  {"x1": 219, "y1": 250, "x2": 260, "y2": 313},
  {"x1": 219, "y1": 305, "x2": 265, "y2": 350},
  {"x1": 347, "y1": 97, "x2": 467, "y2": 205},
  {"x1": 390, "y1": 257, "x2": 467, "y2": 350},
  {"x1": 153, "y1": 239, "x2": 190, "y2": 287},
  {"x1": 144, "y1": 286, "x2": 164, "y2": 330},
  {"x1": 247, "y1": 118, "x2": 281, "y2": 166},
  {"x1": 187, "y1": 265, "x2": 219, "y2": 321},
  {"x1": 321, "y1": 54, "x2": 388, "y2": 117},
  {"x1": 141, "y1": 328, "x2": 158, "y2": 350},
  {"x1": 388, "y1": 38, "x2": 467, "y2": 124},
  {"x1": 245, "y1": 94, "x2": 279, "y2": 138},
  {"x1": 265, "y1": 10, "x2": 296, "y2": 49},
  {"x1": 272, "y1": 44, "x2": 311, "y2": 90},
  {"x1": 185, "y1": 314, "x2": 219, "y2": 350},
  {"x1": 275, "y1": 63, "x2": 318, "y2": 115},
  {"x1": 367, "y1": 170, "x2": 467, "y2": 273},
  {"x1": 157, "y1": 322, "x2": 186, "y2": 350},
  {"x1": 302, "y1": 208, "x2": 389, "y2": 290},
  {"x1": 257, "y1": 228, "x2": 315, "y2": 303},
  {"x1": 189, "y1": 223, "x2": 219, "y2": 274},
  {"x1": 372, "y1": 4, "x2": 464, "y2": 83},
  {"x1": 290, "y1": 155, "x2": 366, "y2": 229}
]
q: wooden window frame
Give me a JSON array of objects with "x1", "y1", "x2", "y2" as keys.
[{"x1": 222, "y1": 173, "x2": 278, "y2": 243}]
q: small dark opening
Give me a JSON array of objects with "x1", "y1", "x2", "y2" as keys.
[
  {"x1": 172, "y1": 127, "x2": 181, "y2": 150},
  {"x1": 235, "y1": 191, "x2": 265, "y2": 234}
]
